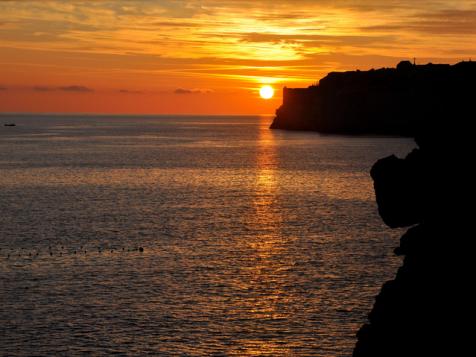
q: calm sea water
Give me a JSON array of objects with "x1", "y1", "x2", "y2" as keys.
[{"x1": 0, "y1": 114, "x2": 414, "y2": 356}]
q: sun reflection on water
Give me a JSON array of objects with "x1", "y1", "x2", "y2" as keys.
[{"x1": 232, "y1": 118, "x2": 299, "y2": 355}]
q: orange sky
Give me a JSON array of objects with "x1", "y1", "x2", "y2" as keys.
[{"x1": 1, "y1": 0, "x2": 476, "y2": 114}]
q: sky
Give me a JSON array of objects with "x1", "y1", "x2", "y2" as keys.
[{"x1": 1, "y1": 0, "x2": 476, "y2": 114}]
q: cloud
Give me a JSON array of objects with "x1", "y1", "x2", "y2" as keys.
[
  {"x1": 2, "y1": 0, "x2": 476, "y2": 103},
  {"x1": 33, "y1": 86, "x2": 54, "y2": 92},
  {"x1": 29, "y1": 85, "x2": 94, "y2": 93},
  {"x1": 239, "y1": 32, "x2": 396, "y2": 46},
  {"x1": 174, "y1": 88, "x2": 213, "y2": 94},
  {"x1": 361, "y1": 9, "x2": 476, "y2": 35},
  {"x1": 119, "y1": 89, "x2": 143, "y2": 94},
  {"x1": 58, "y1": 85, "x2": 94, "y2": 93},
  {"x1": 150, "y1": 21, "x2": 202, "y2": 28}
]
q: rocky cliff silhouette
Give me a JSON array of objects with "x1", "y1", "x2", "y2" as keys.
[
  {"x1": 271, "y1": 60, "x2": 474, "y2": 354},
  {"x1": 271, "y1": 60, "x2": 476, "y2": 136},
  {"x1": 352, "y1": 102, "x2": 472, "y2": 355}
]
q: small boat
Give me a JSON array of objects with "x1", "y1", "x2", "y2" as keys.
[{"x1": 3, "y1": 123, "x2": 16, "y2": 127}]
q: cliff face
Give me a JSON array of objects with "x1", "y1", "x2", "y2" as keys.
[
  {"x1": 270, "y1": 61, "x2": 476, "y2": 135},
  {"x1": 271, "y1": 60, "x2": 474, "y2": 354},
  {"x1": 353, "y1": 120, "x2": 472, "y2": 355}
]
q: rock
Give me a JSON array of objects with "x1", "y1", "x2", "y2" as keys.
[
  {"x1": 370, "y1": 150, "x2": 424, "y2": 228},
  {"x1": 353, "y1": 128, "x2": 472, "y2": 356}
]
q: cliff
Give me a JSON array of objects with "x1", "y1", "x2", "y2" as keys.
[
  {"x1": 271, "y1": 60, "x2": 476, "y2": 136},
  {"x1": 352, "y1": 114, "x2": 472, "y2": 355}
]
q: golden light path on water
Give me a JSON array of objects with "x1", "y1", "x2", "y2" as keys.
[{"x1": 238, "y1": 119, "x2": 289, "y2": 355}]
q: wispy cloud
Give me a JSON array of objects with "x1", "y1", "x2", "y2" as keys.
[
  {"x1": 361, "y1": 9, "x2": 476, "y2": 34},
  {"x1": 2, "y1": 0, "x2": 474, "y2": 59},
  {"x1": 239, "y1": 32, "x2": 397, "y2": 46},
  {"x1": 33, "y1": 86, "x2": 54, "y2": 92},
  {"x1": 1, "y1": 0, "x2": 475, "y2": 111},
  {"x1": 29, "y1": 85, "x2": 94, "y2": 93},
  {"x1": 58, "y1": 85, "x2": 94, "y2": 93},
  {"x1": 174, "y1": 88, "x2": 213, "y2": 94},
  {"x1": 119, "y1": 89, "x2": 143, "y2": 94}
]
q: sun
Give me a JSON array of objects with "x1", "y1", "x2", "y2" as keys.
[{"x1": 259, "y1": 85, "x2": 274, "y2": 99}]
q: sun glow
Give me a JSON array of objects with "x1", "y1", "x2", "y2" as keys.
[{"x1": 259, "y1": 85, "x2": 274, "y2": 99}]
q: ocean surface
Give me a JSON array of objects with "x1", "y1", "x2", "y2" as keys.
[{"x1": 0, "y1": 114, "x2": 414, "y2": 356}]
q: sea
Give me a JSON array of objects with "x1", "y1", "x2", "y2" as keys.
[{"x1": 0, "y1": 114, "x2": 414, "y2": 356}]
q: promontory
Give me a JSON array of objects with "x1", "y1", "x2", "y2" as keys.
[{"x1": 270, "y1": 60, "x2": 476, "y2": 136}]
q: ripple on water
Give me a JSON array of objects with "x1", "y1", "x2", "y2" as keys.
[{"x1": 0, "y1": 115, "x2": 414, "y2": 356}]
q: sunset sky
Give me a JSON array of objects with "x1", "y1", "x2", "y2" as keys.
[{"x1": 1, "y1": 0, "x2": 476, "y2": 114}]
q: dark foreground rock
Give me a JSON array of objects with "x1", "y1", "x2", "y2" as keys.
[
  {"x1": 353, "y1": 120, "x2": 473, "y2": 355},
  {"x1": 271, "y1": 60, "x2": 476, "y2": 136}
]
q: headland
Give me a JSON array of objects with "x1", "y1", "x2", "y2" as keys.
[{"x1": 271, "y1": 60, "x2": 476, "y2": 136}]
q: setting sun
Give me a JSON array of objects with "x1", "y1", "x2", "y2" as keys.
[{"x1": 260, "y1": 85, "x2": 275, "y2": 100}]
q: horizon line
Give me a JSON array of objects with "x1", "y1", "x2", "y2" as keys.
[{"x1": 0, "y1": 112, "x2": 275, "y2": 117}]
